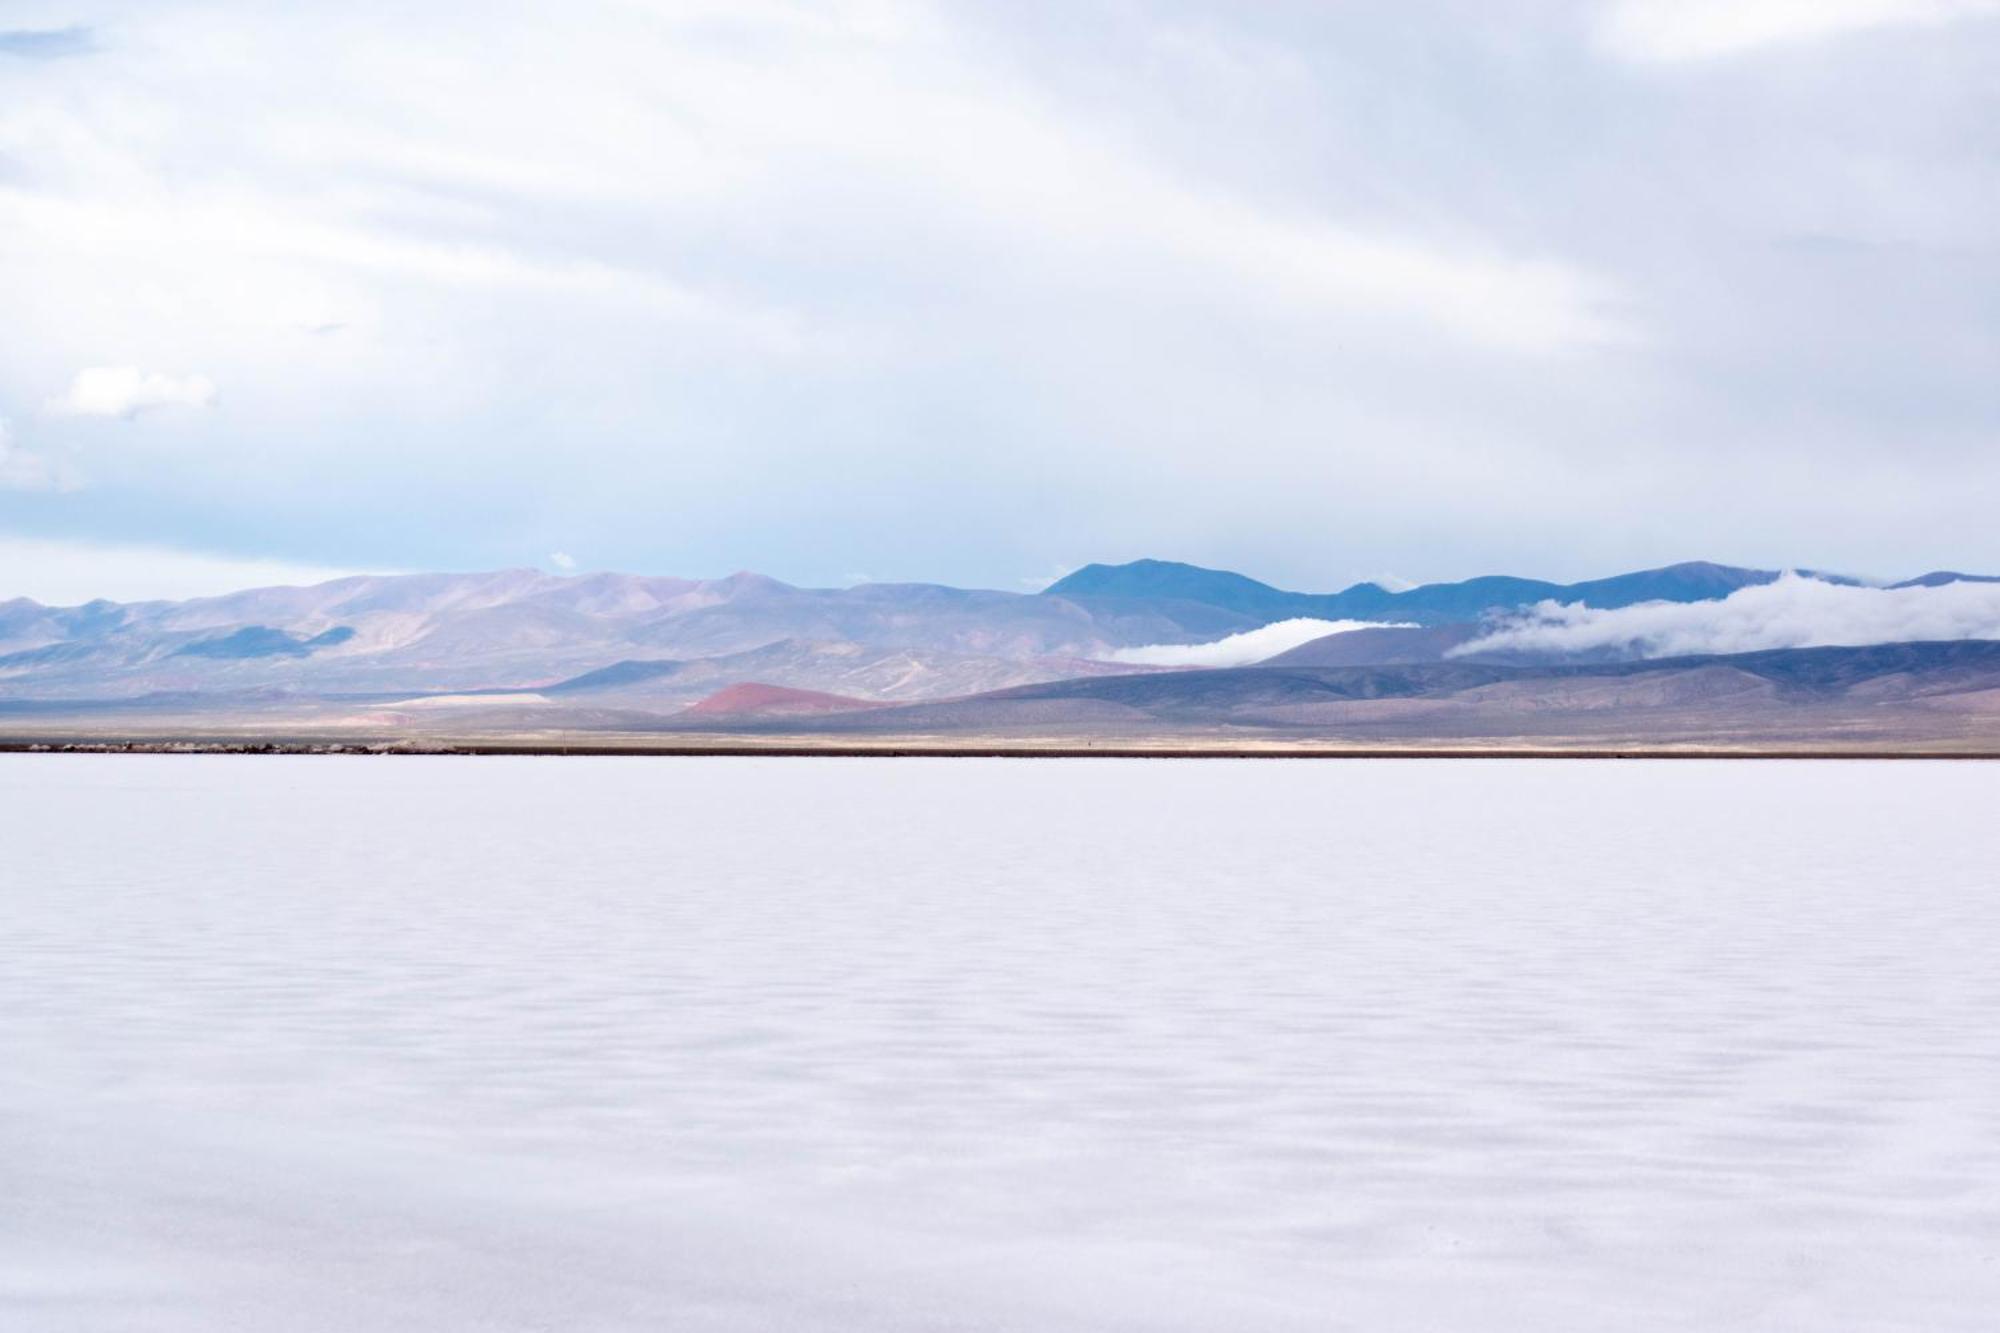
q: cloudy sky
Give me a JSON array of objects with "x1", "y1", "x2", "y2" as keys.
[{"x1": 2, "y1": 0, "x2": 1996, "y2": 602}]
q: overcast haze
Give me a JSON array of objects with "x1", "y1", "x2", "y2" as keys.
[{"x1": 2, "y1": 0, "x2": 1997, "y2": 602}]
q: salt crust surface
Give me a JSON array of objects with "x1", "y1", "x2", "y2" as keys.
[{"x1": 3, "y1": 755, "x2": 1997, "y2": 1330}]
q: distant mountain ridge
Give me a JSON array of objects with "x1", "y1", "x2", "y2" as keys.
[
  {"x1": 2, "y1": 558, "x2": 1995, "y2": 713},
  {"x1": 0, "y1": 569, "x2": 1114, "y2": 699},
  {"x1": 1043, "y1": 558, "x2": 1856, "y2": 626}
]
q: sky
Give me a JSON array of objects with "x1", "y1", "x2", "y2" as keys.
[{"x1": 1, "y1": 0, "x2": 1997, "y2": 603}]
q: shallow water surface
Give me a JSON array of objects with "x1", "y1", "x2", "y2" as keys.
[{"x1": 3, "y1": 756, "x2": 1997, "y2": 1330}]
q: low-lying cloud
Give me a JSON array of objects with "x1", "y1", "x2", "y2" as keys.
[
  {"x1": 1456, "y1": 572, "x2": 2000, "y2": 659},
  {"x1": 50, "y1": 367, "x2": 217, "y2": 418},
  {"x1": 1108, "y1": 618, "x2": 1405, "y2": 668}
]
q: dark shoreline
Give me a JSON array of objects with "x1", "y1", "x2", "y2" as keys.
[{"x1": 5, "y1": 740, "x2": 1997, "y2": 759}]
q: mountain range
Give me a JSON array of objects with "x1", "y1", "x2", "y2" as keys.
[
  {"x1": 1044, "y1": 557, "x2": 1816, "y2": 626},
  {"x1": 4, "y1": 558, "x2": 1998, "y2": 750}
]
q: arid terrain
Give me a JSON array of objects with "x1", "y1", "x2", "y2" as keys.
[{"x1": 6, "y1": 561, "x2": 1999, "y2": 754}]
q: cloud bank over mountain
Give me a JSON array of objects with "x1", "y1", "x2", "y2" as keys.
[
  {"x1": 1108, "y1": 618, "x2": 1401, "y2": 668},
  {"x1": 1458, "y1": 573, "x2": 2000, "y2": 659}
]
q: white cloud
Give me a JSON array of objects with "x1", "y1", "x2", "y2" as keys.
[
  {"x1": 1108, "y1": 618, "x2": 1410, "y2": 668},
  {"x1": 1456, "y1": 572, "x2": 2000, "y2": 659},
  {"x1": 1597, "y1": 0, "x2": 2000, "y2": 62},
  {"x1": 548, "y1": 551, "x2": 578, "y2": 571},
  {"x1": 0, "y1": 535, "x2": 376, "y2": 605},
  {"x1": 0, "y1": 3, "x2": 1995, "y2": 583},
  {"x1": 49, "y1": 367, "x2": 217, "y2": 418}
]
